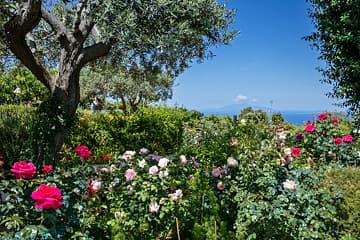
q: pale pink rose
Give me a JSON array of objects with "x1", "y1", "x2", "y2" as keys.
[
  {"x1": 217, "y1": 181, "x2": 225, "y2": 190},
  {"x1": 158, "y1": 158, "x2": 169, "y2": 168},
  {"x1": 149, "y1": 165, "x2": 159, "y2": 175},
  {"x1": 168, "y1": 189, "x2": 183, "y2": 201},
  {"x1": 283, "y1": 148, "x2": 292, "y2": 156},
  {"x1": 212, "y1": 167, "x2": 221, "y2": 177},
  {"x1": 149, "y1": 202, "x2": 160, "y2": 213},
  {"x1": 91, "y1": 180, "x2": 102, "y2": 192},
  {"x1": 125, "y1": 169, "x2": 136, "y2": 181},
  {"x1": 283, "y1": 179, "x2": 296, "y2": 191}
]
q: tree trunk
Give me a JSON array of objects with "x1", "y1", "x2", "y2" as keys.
[{"x1": 33, "y1": 68, "x2": 81, "y2": 165}]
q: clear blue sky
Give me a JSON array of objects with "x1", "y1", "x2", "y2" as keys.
[{"x1": 167, "y1": 0, "x2": 341, "y2": 112}]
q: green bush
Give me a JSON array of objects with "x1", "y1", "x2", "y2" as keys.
[
  {"x1": 66, "y1": 106, "x2": 202, "y2": 163},
  {"x1": 0, "y1": 105, "x2": 36, "y2": 168},
  {"x1": 179, "y1": 115, "x2": 236, "y2": 168},
  {"x1": 324, "y1": 166, "x2": 360, "y2": 239}
]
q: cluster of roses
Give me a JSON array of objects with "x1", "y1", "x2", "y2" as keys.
[{"x1": 10, "y1": 161, "x2": 63, "y2": 210}]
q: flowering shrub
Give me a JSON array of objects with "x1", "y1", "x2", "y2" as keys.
[
  {"x1": 285, "y1": 113, "x2": 360, "y2": 166},
  {"x1": 0, "y1": 146, "x2": 109, "y2": 239},
  {"x1": 105, "y1": 150, "x2": 197, "y2": 239}
]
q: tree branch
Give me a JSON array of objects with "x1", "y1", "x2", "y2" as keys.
[
  {"x1": 4, "y1": 0, "x2": 53, "y2": 90},
  {"x1": 72, "y1": 0, "x2": 88, "y2": 31},
  {"x1": 41, "y1": 7, "x2": 74, "y2": 44},
  {"x1": 78, "y1": 41, "x2": 112, "y2": 66}
]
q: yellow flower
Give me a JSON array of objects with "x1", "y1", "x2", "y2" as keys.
[
  {"x1": 108, "y1": 114, "x2": 114, "y2": 121},
  {"x1": 83, "y1": 110, "x2": 92, "y2": 116},
  {"x1": 79, "y1": 117, "x2": 86, "y2": 122}
]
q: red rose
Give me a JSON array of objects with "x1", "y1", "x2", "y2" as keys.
[
  {"x1": 102, "y1": 153, "x2": 110, "y2": 161},
  {"x1": 304, "y1": 125, "x2": 316, "y2": 132},
  {"x1": 295, "y1": 133, "x2": 304, "y2": 140},
  {"x1": 31, "y1": 184, "x2": 63, "y2": 210},
  {"x1": 331, "y1": 118, "x2": 339, "y2": 125},
  {"x1": 317, "y1": 113, "x2": 328, "y2": 121},
  {"x1": 11, "y1": 161, "x2": 37, "y2": 179},
  {"x1": 43, "y1": 165, "x2": 53, "y2": 174},
  {"x1": 342, "y1": 135, "x2": 353, "y2": 143},
  {"x1": 333, "y1": 137, "x2": 342, "y2": 145},
  {"x1": 74, "y1": 145, "x2": 92, "y2": 160},
  {"x1": 291, "y1": 148, "x2": 301, "y2": 157}
]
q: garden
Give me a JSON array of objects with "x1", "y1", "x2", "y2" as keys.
[{"x1": 1, "y1": 105, "x2": 360, "y2": 239}]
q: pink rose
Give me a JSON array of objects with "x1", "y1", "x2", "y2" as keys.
[
  {"x1": 74, "y1": 145, "x2": 92, "y2": 160},
  {"x1": 43, "y1": 165, "x2": 53, "y2": 174},
  {"x1": 11, "y1": 161, "x2": 37, "y2": 179},
  {"x1": 217, "y1": 182, "x2": 225, "y2": 190},
  {"x1": 149, "y1": 165, "x2": 159, "y2": 175},
  {"x1": 291, "y1": 148, "x2": 301, "y2": 157},
  {"x1": 333, "y1": 137, "x2": 342, "y2": 145},
  {"x1": 31, "y1": 184, "x2": 63, "y2": 210},
  {"x1": 304, "y1": 125, "x2": 316, "y2": 132},
  {"x1": 212, "y1": 167, "x2": 221, "y2": 177},
  {"x1": 125, "y1": 168, "x2": 136, "y2": 181},
  {"x1": 342, "y1": 135, "x2": 353, "y2": 143},
  {"x1": 317, "y1": 113, "x2": 328, "y2": 121}
]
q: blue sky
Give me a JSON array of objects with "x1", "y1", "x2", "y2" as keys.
[{"x1": 167, "y1": 0, "x2": 341, "y2": 112}]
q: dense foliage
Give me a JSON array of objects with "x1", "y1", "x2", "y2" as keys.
[
  {"x1": 306, "y1": 0, "x2": 360, "y2": 120},
  {"x1": 1, "y1": 106, "x2": 360, "y2": 239}
]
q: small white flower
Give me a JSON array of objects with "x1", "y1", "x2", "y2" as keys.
[
  {"x1": 283, "y1": 179, "x2": 296, "y2": 191},
  {"x1": 227, "y1": 157, "x2": 238, "y2": 167},
  {"x1": 179, "y1": 155, "x2": 187, "y2": 164},
  {"x1": 111, "y1": 178, "x2": 120, "y2": 187},
  {"x1": 138, "y1": 159, "x2": 147, "y2": 168},
  {"x1": 114, "y1": 211, "x2": 124, "y2": 218},
  {"x1": 159, "y1": 170, "x2": 169, "y2": 178},
  {"x1": 100, "y1": 167, "x2": 110, "y2": 173},
  {"x1": 13, "y1": 87, "x2": 21, "y2": 94},
  {"x1": 284, "y1": 148, "x2": 292, "y2": 156},
  {"x1": 91, "y1": 180, "x2": 102, "y2": 192},
  {"x1": 277, "y1": 132, "x2": 287, "y2": 142},
  {"x1": 122, "y1": 151, "x2": 136, "y2": 161},
  {"x1": 240, "y1": 119, "x2": 246, "y2": 125},
  {"x1": 158, "y1": 158, "x2": 169, "y2": 168},
  {"x1": 149, "y1": 202, "x2": 160, "y2": 213}
]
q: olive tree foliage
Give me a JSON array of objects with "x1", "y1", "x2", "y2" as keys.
[
  {"x1": 0, "y1": 0, "x2": 238, "y2": 162},
  {"x1": 305, "y1": 0, "x2": 360, "y2": 121},
  {"x1": 80, "y1": 63, "x2": 174, "y2": 114}
]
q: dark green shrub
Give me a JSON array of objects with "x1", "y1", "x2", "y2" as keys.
[{"x1": 0, "y1": 105, "x2": 36, "y2": 169}]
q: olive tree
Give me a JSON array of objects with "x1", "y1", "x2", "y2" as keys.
[
  {"x1": 0, "y1": 0, "x2": 237, "y2": 163},
  {"x1": 80, "y1": 63, "x2": 174, "y2": 114}
]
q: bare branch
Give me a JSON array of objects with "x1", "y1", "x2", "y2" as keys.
[{"x1": 73, "y1": 0, "x2": 88, "y2": 33}]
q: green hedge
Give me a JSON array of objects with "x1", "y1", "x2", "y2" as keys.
[{"x1": 0, "y1": 104, "x2": 37, "y2": 168}]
